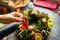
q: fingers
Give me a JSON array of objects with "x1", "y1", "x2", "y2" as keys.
[
  {"x1": 10, "y1": 12, "x2": 23, "y2": 18},
  {"x1": 12, "y1": 17, "x2": 22, "y2": 22},
  {"x1": 1, "y1": 12, "x2": 23, "y2": 23},
  {"x1": 10, "y1": 12, "x2": 23, "y2": 22},
  {"x1": 14, "y1": 13, "x2": 22, "y2": 18}
]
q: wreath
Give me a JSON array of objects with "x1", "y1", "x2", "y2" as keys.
[{"x1": 16, "y1": 8, "x2": 53, "y2": 40}]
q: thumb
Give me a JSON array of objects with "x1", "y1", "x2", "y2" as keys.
[{"x1": 12, "y1": 17, "x2": 22, "y2": 22}]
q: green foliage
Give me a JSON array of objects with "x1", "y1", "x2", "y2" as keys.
[{"x1": 20, "y1": 29, "x2": 31, "y2": 40}]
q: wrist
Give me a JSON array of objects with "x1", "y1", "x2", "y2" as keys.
[
  {"x1": 0, "y1": 15, "x2": 6, "y2": 19},
  {"x1": 0, "y1": 15, "x2": 3, "y2": 19}
]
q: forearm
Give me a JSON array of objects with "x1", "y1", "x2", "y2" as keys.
[
  {"x1": 0, "y1": 15, "x2": 5, "y2": 19},
  {"x1": 0, "y1": 14, "x2": 10, "y2": 20},
  {"x1": 0, "y1": 15, "x2": 6, "y2": 23},
  {"x1": 0, "y1": 15, "x2": 11, "y2": 23}
]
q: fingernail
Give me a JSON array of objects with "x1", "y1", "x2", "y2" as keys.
[{"x1": 17, "y1": 18, "x2": 22, "y2": 22}]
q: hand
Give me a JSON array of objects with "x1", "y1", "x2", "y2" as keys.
[{"x1": 0, "y1": 12, "x2": 23, "y2": 24}]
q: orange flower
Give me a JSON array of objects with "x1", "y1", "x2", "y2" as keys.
[
  {"x1": 16, "y1": 7, "x2": 21, "y2": 13},
  {"x1": 38, "y1": 13, "x2": 44, "y2": 17},
  {"x1": 30, "y1": 31, "x2": 35, "y2": 35}
]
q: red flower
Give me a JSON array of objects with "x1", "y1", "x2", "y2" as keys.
[
  {"x1": 17, "y1": 16, "x2": 28, "y2": 30},
  {"x1": 21, "y1": 22, "x2": 28, "y2": 30},
  {"x1": 21, "y1": 17, "x2": 28, "y2": 30},
  {"x1": 21, "y1": 17, "x2": 25, "y2": 22}
]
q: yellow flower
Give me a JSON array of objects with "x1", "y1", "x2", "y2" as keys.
[
  {"x1": 35, "y1": 33, "x2": 42, "y2": 40},
  {"x1": 48, "y1": 19, "x2": 53, "y2": 29},
  {"x1": 31, "y1": 9, "x2": 38, "y2": 15},
  {"x1": 18, "y1": 24, "x2": 22, "y2": 28},
  {"x1": 23, "y1": 10, "x2": 28, "y2": 16}
]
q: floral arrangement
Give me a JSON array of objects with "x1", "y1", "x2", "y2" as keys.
[{"x1": 16, "y1": 8, "x2": 53, "y2": 40}]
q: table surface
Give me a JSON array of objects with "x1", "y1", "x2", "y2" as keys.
[{"x1": 7, "y1": 2, "x2": 60, "y2": 40}]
